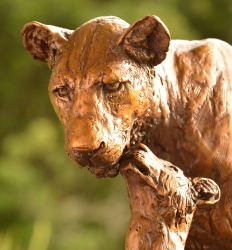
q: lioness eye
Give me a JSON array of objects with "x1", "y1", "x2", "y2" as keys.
[
  {"x1": 104, "y1": 82, "x2": 127, "y2": 103},
  {"x1": 104, "y1": 82, "x2": 122, "y2": 92},
  {"x1": 58, "y1": 87, "x2": 69, "y2": 96},
  {"x1": 54, "y1": 86, "x2": 70, "y2": 99}
]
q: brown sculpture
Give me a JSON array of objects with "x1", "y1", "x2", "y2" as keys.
[
  {"x1": 22, "y1": 15, "x2": 232, "y2": 249},
  {"x1": 120, "y1": 143, "x2": 220, "y2": 250}
]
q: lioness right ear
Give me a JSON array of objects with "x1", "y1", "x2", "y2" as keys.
[
  {"x1": 22, "y1": 22, "x2": 73, "y2": 67},
  {"x1": 118, "y1": 15, "x2": 170, "y2": 66}
]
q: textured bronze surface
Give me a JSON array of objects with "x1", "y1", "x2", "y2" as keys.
[
  {"x1": 22, "y1": 15, "x2": 232, "y2": 249},
  {"x1": 120, "y1": 143, "x2": 220, "y2": 250}
]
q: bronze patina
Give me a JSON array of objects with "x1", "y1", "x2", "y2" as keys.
[
  {"x1": 120, "y1": 143, "x2": 220, "y2": 250},
  {"x1": 22, "y1": 15, "x2": 232, "y2": 249}
]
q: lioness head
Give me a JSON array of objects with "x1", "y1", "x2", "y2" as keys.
[{"x1": 22, "y1": 15, "x2": 170, "y2": 178}]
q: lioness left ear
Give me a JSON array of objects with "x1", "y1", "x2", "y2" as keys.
[
  {"x1": 192, "y1": 177, "x2": 221, "y2": 205},
  {"x1": 118, "y1": 15, "x2": 170, "y2": 66},
  {"x1": 22, "y1": 22, "x2": 73, "y2": 67}
]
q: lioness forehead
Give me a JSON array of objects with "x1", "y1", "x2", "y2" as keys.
[
  {"x1": 50, "y1": 17, "x2": 134, "y2": 86},
  {"x1": 50, "y1": 17, "x2": 146, "y2": 88},
  {"x1": 71, "y1": 17, "x2": 129, "y2": 61}
]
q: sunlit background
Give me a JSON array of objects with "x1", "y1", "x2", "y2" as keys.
[{"x1": 0, "y1": 0, "x2": 231, "y2": 249}]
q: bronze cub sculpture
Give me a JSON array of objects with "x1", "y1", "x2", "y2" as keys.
[
  {"x1": 120, "y1": 143, "x2": 220, "y2": 250},
  {"x1": 22, "y1": 15, "x2": 232, "y2": 249}
]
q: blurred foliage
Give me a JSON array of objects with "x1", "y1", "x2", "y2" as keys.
[
  {"x1": 0, "y1": 118, "x2": 128, "y2": 249},
  {"x1": 0, "y1": 0, "x2": 231, "y2": 249}
]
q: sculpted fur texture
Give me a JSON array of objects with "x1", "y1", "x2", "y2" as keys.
[
  {"x1": 120, "y1": 144, "x2": 220, "y2": 250},
  {"x1": 22, "y1": 15, "x2": 232, "y2": 249}
]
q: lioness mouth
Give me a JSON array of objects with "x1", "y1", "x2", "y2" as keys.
[{"x1": 70, "y1": 141, "x2": 106, "y2": 165}]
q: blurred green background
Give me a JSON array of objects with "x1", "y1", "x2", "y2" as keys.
[{"x1": 0, "y1": 0, "x2": 231, "y2": 249}]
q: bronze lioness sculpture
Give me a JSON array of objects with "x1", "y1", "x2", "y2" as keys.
[{"x1": 22, "y1": 15, "x2": 232, "y2": 249}]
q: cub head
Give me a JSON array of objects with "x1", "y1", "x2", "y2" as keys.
[{"x1": 22, "y1": 15, "x2": 170, "y2": 178}]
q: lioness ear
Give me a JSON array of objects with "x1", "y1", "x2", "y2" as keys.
[
  {"x1": 118, "y1": 15, "x2": 170, "y2": 66},
  {"x1": 22, "y1": 22, "x2": 73, "y2": 66},
  {"x1": 192, "y1": 177, "x2": 221, "y2": 205}
]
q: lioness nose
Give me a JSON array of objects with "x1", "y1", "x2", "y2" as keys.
[
  {"x1": 68, "y1": 115, "x2": 103, "y2": 147},
  {"x1": 69, "y1": 140, "x2": 103, "y2": 154}
]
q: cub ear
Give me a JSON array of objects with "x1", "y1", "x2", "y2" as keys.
[
  {"x1": 118, "y1": 15, "x2": 170, "y2": 66},
  {"x1": 22, "y1": 22, "x2": 73, "y2": 66},
  {"x1": 192, "y1": 177, "x2": 221, "y2": 206}
]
